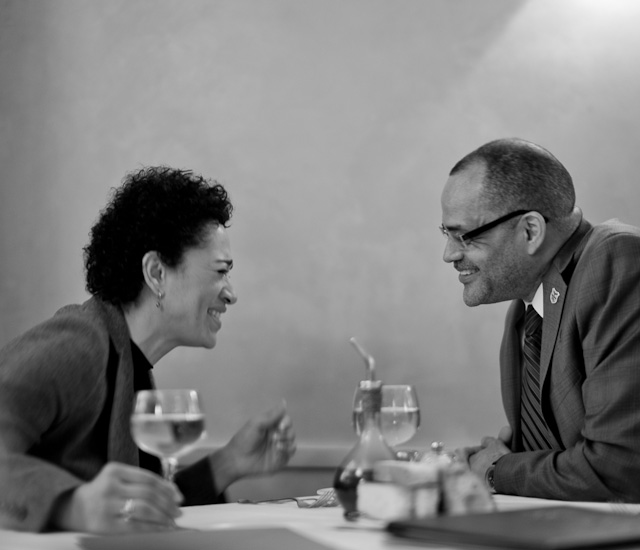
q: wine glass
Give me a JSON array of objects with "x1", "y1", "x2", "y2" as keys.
[
  {"x1": 130, "y1": 389, "x2": 205, "y2": 481},
  {"x1": 352, "y1": 384, "x2": 420, "y2": 451}
]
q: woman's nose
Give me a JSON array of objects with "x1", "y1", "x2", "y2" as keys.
[{"x1": 221, "y1": 282, "x2": 238, "y2": 304}]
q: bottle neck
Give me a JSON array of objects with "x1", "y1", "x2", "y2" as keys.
[{"x1": 360, "y1": 384, "x2": 383, "y2": 433}]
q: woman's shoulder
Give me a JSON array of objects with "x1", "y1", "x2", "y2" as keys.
[
  {"x1": 0, "y1": 297, "x2": 126, "y2": 381},
  {"x1": 47, "y1": 299, "x2": 112, "y2": 349}
]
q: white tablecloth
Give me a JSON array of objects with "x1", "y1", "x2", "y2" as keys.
[{"x1": 1, "y1": 495, "x2": 637, "y2": 550}]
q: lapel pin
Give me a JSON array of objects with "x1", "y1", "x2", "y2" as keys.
[{"x1": 550, "y1": 287, "x2": 560, "y2": 304}]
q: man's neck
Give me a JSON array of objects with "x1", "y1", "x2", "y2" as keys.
[{"x1": 524, "y1": 207, "x2": 582, "y2": 302}]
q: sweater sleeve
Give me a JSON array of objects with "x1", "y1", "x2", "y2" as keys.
[
  {"x1": 0, "y1": 306, "x2": 111, "y2": 531},
  {"x1": 175, "y1": 457, "x2": 227, "y2": 505}
]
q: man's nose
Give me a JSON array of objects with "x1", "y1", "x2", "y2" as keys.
[{"x1": 442, "y1": 238, "x2": 463, "y2": 264}]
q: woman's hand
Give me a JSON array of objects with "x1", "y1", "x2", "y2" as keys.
[
  {"x1": 50, "y1": 462, "x2": 183, "y2": 534},
  {"x1": 210, "y1": 402, "x2": 297, "y2": 490}
]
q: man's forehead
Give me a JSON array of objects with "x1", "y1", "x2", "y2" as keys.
[
  {"x1": 442, "y1": 163, "x2": 491, "y2": 228},
  {"x1": 445, "y1": 161, "x2": 486, "y2": 197},
  {"x1": 443, "y1": 179, "x2": 485, "y2": 211}
]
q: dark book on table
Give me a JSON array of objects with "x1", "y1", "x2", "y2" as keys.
[
  {"x1": 387, "y1": 506, "x2": 640, "y2": 550},
  {"x1": 79, "y1": 527, "x2": 334, "y2": 550}
]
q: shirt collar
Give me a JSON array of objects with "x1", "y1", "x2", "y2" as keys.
[{"x1": 525, "y1": 284, "x2": 544, "y2": 318}]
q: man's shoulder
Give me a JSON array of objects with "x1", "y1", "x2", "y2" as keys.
[
  {"x1": 583, "y1": 219, "x2": 640, "y2": 255},
  {"x1": 592, "y1": 218, "x2": 640, "y2": 238},
  {"x1": 565, "y1": 219, "x2": 640, "y2": 288}
]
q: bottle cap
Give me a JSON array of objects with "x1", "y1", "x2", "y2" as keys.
[
  {"x1": 360, "y1": 382, "x2": 382, "y2": 413},
  {"x1": 358, "y1": 379, "x2": 382, "y2": 391}
]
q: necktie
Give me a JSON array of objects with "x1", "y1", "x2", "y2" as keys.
[{"x1": 520, "y1": 305, "x2": 555, "y2": 451}]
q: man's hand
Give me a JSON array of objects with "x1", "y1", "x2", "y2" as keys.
[
  {"x1": 469, "y1": 435, "x2": 511, "y2": 480},
  {"x1": 50, "y1": 462, "x2": 183, "y2": 534},
  {"x1": 210, "y1": 402, "x2": 296, "y2": 491},
  {"x1": 454, "y1": 425, "x2": 513, "y2": 482}
]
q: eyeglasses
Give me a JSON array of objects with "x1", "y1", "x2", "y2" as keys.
[{"x1": 439, "y1": 209, "x2": 532, "y2": 249}]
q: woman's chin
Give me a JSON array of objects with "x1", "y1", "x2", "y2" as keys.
[
  {"x1": 201, "y1": 336, "x2": 218, "y2": 349},
  {"x1": 181, "y1": 333, "x2": 218, "y2": 350}
]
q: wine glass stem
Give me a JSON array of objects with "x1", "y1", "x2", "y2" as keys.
[{"x1": 161, "y1": 456, "x2": 178, "y2": 482}]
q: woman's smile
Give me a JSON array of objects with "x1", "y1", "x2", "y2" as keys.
[{"x1": 207, "y1": 308, "x2": 223, "y2": 329}]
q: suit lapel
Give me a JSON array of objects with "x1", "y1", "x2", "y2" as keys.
[
  {"x1": 538, "y1": 216, "x2": 592, "y2": 399},
  {"x1": 540, "y1": 275, "x2": 567, "y2": 388}
]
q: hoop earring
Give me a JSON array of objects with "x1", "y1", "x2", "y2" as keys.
[{"x1": 155, "y1": 291, "x2": 164, "y2": 310}]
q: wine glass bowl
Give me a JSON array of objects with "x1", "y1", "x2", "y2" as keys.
[
  {"x1": 131, "y1": 389, "x2": 205, "y2": 481},
  {"x1": 352, "y1": 384, "x2": 420, "y2": 448}
]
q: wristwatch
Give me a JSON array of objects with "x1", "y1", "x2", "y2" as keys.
[{"x1": 485, "y1": 464, "x2": 496, "y2": 492}]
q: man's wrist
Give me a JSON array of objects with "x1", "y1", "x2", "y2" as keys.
[{"x1": 485, "y1": 464, "x2": 496, "y2": 493}]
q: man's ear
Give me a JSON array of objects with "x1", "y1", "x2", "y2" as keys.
[
  {"x1": 522, "y1": 211, "x2": 546, "y2": 255},
  {"x1": 141, "y1": 251, "x2": 166, "y2": 296}
]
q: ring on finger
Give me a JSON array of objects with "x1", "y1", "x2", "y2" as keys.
[{"x1": 119, "y1": 498, "x2": 136, "y2": 522}]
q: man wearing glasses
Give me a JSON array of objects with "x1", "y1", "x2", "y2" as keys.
[{"x1": 442, "y1": 138, "x2": 640, "y2": 502}]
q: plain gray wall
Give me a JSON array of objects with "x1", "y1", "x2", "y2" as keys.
[{"x1": 2, "y1": 0, "x2": 640, "y2": 496}]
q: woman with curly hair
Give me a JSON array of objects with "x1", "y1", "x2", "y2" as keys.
[{"x1": 0, "y1": 166, "x2": 296, "y2": 534}]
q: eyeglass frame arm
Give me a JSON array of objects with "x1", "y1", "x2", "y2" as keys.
[{"x1": 440, "y1": 209, "x2": 548, "y2": 246}]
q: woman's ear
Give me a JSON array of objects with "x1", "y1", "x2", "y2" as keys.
[
  {"x1": 141, "y1": 251, "x2": 166, "y2": 296},
  {"x1": 522, "y1": 211, "x2": 546, "y2": 255}
]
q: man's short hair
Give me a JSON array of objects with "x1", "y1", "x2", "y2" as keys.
[{"x1": 450, "y1": 138, "x2": 575, "y2": 223}]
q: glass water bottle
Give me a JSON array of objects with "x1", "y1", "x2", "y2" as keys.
[{"x1": 333, "y1": 379, "x2": 396, "y2": 520}]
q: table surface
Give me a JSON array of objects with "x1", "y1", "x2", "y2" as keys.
[{"x1": 1, "y1": 494, "x2": 638, "y2": 550}]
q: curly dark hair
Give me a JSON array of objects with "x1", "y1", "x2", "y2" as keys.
[{"x1": 84, "y1": 166, "x2": 233, "y2": 306}]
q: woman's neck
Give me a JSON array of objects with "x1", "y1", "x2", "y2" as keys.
[{"x1": 123, "y1": 301, "x2": 176, "y2": 365}]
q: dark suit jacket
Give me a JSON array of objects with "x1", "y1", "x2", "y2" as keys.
[
  {"x1": 0, "y1": 298, "x2": 220, "y2": 532},
  {"x1": 494, "y1": 217, "x2": 640, "y2": 501}
]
